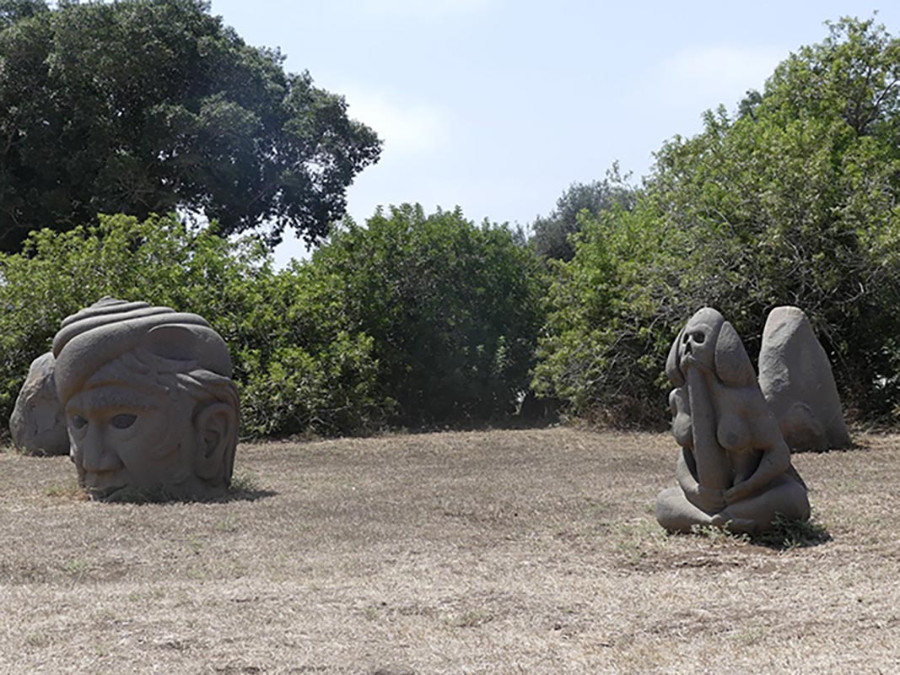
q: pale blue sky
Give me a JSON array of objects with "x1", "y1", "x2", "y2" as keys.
[{"x1": 207, "y1": 1, "x2": 899, "y2": 266}]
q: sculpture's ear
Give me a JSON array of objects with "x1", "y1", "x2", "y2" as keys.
[
  {"x1": 193, "y1": 402, "x2": 238, "y2": 482},
  {"x1": 666, "y1": 327, "x2": 686, "y2": 387},
  {"x1": 714, "y1": 321, "x2": 756, "y2": 387}
]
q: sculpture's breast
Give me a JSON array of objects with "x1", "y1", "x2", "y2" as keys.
[
  {"x1": 717, "y1": 411, "x2": 751, "y2": 452},
  {"x1": 670, "y1": 388, "x2": 693, "y2": 449}
]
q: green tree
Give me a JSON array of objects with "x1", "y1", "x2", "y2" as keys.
[
  {"x1": 0, "y1": 215, "x2": 385, "y2": 438},
  {"x1": 0, "y1": 0, "x2": 380, "y2": 252},
  {"x1": 533, "y1": 200, "x2": 677, "y2": 427},
  {"x1": 0, "y1": 0, "x2": 44, "y2": 26},
  {"x1": 309, "y1": 204, "x2": 546, "y2": 425},
  {"x1": 530, "y1": 167, "x2": 636, "y2": 261},
  {"x1": 536, "y1": 16, "x2": 900, "y2": 425}
]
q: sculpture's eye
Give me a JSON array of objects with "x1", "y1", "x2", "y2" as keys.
[
  {"x1": 111, "y1": 413, "x2": 137, "y2": 429},
  {"x1": 71, "y1": 414, "x2": 88, "y2": 430},
  {"x1": 690, "y1": 331, "x2": 706, "y2": 344}
]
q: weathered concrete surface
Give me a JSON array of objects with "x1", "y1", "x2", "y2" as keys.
[
  {"x1": 9, "y1": 352, "x2": 69, "y2": 456},
  {"x1": 656, "y1": 307, "x2": 810, "y2": 535},
  {"x1": 758, "y1": 306, "x2": 850, "y2": 452},
  {"x1": 53, "y1": 298, "x2": 239, "y2": 501}
]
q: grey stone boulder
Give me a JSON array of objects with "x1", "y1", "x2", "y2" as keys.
[
  {"x1": 9, "y1": 352, "x2": 69, "y2": 456},
  {"x1": 758, "y1": 306, "x2": 851, "y2": 452}
]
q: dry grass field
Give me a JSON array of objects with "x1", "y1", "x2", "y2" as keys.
[{"x1": 1, "y1": 427, "x2": 899, "y2": 674}]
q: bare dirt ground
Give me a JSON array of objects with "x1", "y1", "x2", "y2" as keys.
[{"x1": 1, "y1": 427, "x2": 899, "y2": 674}]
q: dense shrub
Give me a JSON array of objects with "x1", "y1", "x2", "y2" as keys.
[
  {"x1": 532, "y1": 202, "x2": 679, "y2": 428},
  {"x1": 0, "y1": 214, "x2": 384, "y2": 438},
  {"x1": 234, "y1": 265, "x2": 387, "y2": 437},
  {"x1": 307, "y1": 204, "x2": 546, "y2": 426},
  {"x1": 533, "y1": 17, "x2": 900, "y2": 426},
  {"x1": 0, "y1": 208, "x2": 546, "y2": 437}
]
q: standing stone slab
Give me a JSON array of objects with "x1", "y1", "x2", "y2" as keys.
[
  {"x1": 758, "y1": 306, "x2": 851, "y2": 452},
  {"x1": 9, "y1": 352, "x2": 69, "y2": 456}
]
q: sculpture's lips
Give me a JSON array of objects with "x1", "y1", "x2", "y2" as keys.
[{"x1": 86, "y1": 484, "x2": 128, "y2": 501}]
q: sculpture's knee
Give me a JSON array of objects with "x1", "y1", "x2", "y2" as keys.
[
  {"x1": 655, "y1": 486, "x2": 711, "y2": 533},
  {"x1": 774, "y1": 479, "x2": 811, "y2": 522},
  {"x1": 718, "y1": 478, "x2": 810, "y2": 534}
]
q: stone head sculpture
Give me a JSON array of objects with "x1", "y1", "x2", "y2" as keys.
[
  {"x1": 52, "y1": 298, "x2": 239, "y2": 500},
  {"x1": 656, "y1": 307, "x2": 810, "y2": 535}
]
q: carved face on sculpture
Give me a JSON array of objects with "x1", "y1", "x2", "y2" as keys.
[
  {"x1": 666, "y1": 307, "x2": 725, "y2": 381},
  {"x1": 52, "y1": 299, "x2": 239, "y2": 501},
  {"x1": 665, "y1": 307, "x2": 756, "y2": 389}
]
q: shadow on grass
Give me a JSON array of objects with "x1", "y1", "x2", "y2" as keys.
[
  {"x1": 217, "y1": 484, "x2": 278, "y2": 503},
  {"x1": 748, "y1": 514, "x2": 833, "y2": 551},
  {"x1": 792, "y1": 440, "x2": 868, "y2": 454},
  {"x1": 686, "y1": 514, "x2": 832, "y2": 552},
  {"x1": 80, "y1": 474, "x2": 278, "y2": 505}
]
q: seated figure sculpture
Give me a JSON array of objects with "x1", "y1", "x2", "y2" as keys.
[
  {"x1": 52, "y1": 298, "x2": 239, "y2": 501},
  {"x1": 655, "y1": 308, "x2": 810, "y2": 535}
]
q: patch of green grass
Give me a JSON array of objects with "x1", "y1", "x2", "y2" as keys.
[
  {"x1": 64, "y1": 559, "x2": 89, "y2": 579},
  {"x1": 446, "y1": 610, "x2": 493, "y2": 628},
  {"x1": 690, "y1": 523, "x2": 750, "y2": 546},
  {"x1": 45, "y1": 479, "x2": 88, "y2": 500},
  {"x1": 214, "y1": 516, "x2": 239, "y2": 533},
  {"x1": 228, "y1": 473, "x2": 259, "y2": 494},
  {"x1": 730, "y1": 625, "x2": 767, "y2": 646},
  {"x1": 614, "y1": 518, "x2": 667, "y2": 564},
  {"x1": 751, "y1": 513, "x2": 832, "y2": 551},
  {"x1": 25, "y1": 633, "x2": 50, "y2": 648},
  {"x1": 687, "y1": 514, "x2": 831, "y2": 551}
]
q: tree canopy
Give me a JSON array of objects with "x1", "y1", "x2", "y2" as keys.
[
  {"x1": 535, "y1": 16, "x2": 900, "y2": 425},
  {"x1": 529, "y1": 168, "x2": 635, "y2": 261},
  {"x1": 309, "y1": 205, "x2": 545, "y2": 426},
  {"x1": 0, "y1": 206, "x2": 545, "y2": 437},
  {"x1": 0, "y1": 0, "x2": 381, "y2": 251}
]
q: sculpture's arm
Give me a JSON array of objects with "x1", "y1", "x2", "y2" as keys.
[
  {"x1": 686, "y1": 367, "x2": 732, "y2": 489},
  {"x1": 725, "y1": 419, "x2": 791, "y2": 504},
  {"x1": 675, "y1": 447, "x2": 699, "y2": 494},
  {"x1": 677, "y1": 447, "x2": 725, "y2": 513}
]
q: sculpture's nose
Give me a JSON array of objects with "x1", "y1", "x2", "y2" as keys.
[
  {"x1": 81, "y1": 427, "x2": 123, "y2": 473},
  {"x1": 681, "y1": 329, "x2": 709, "y2": 362}
]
